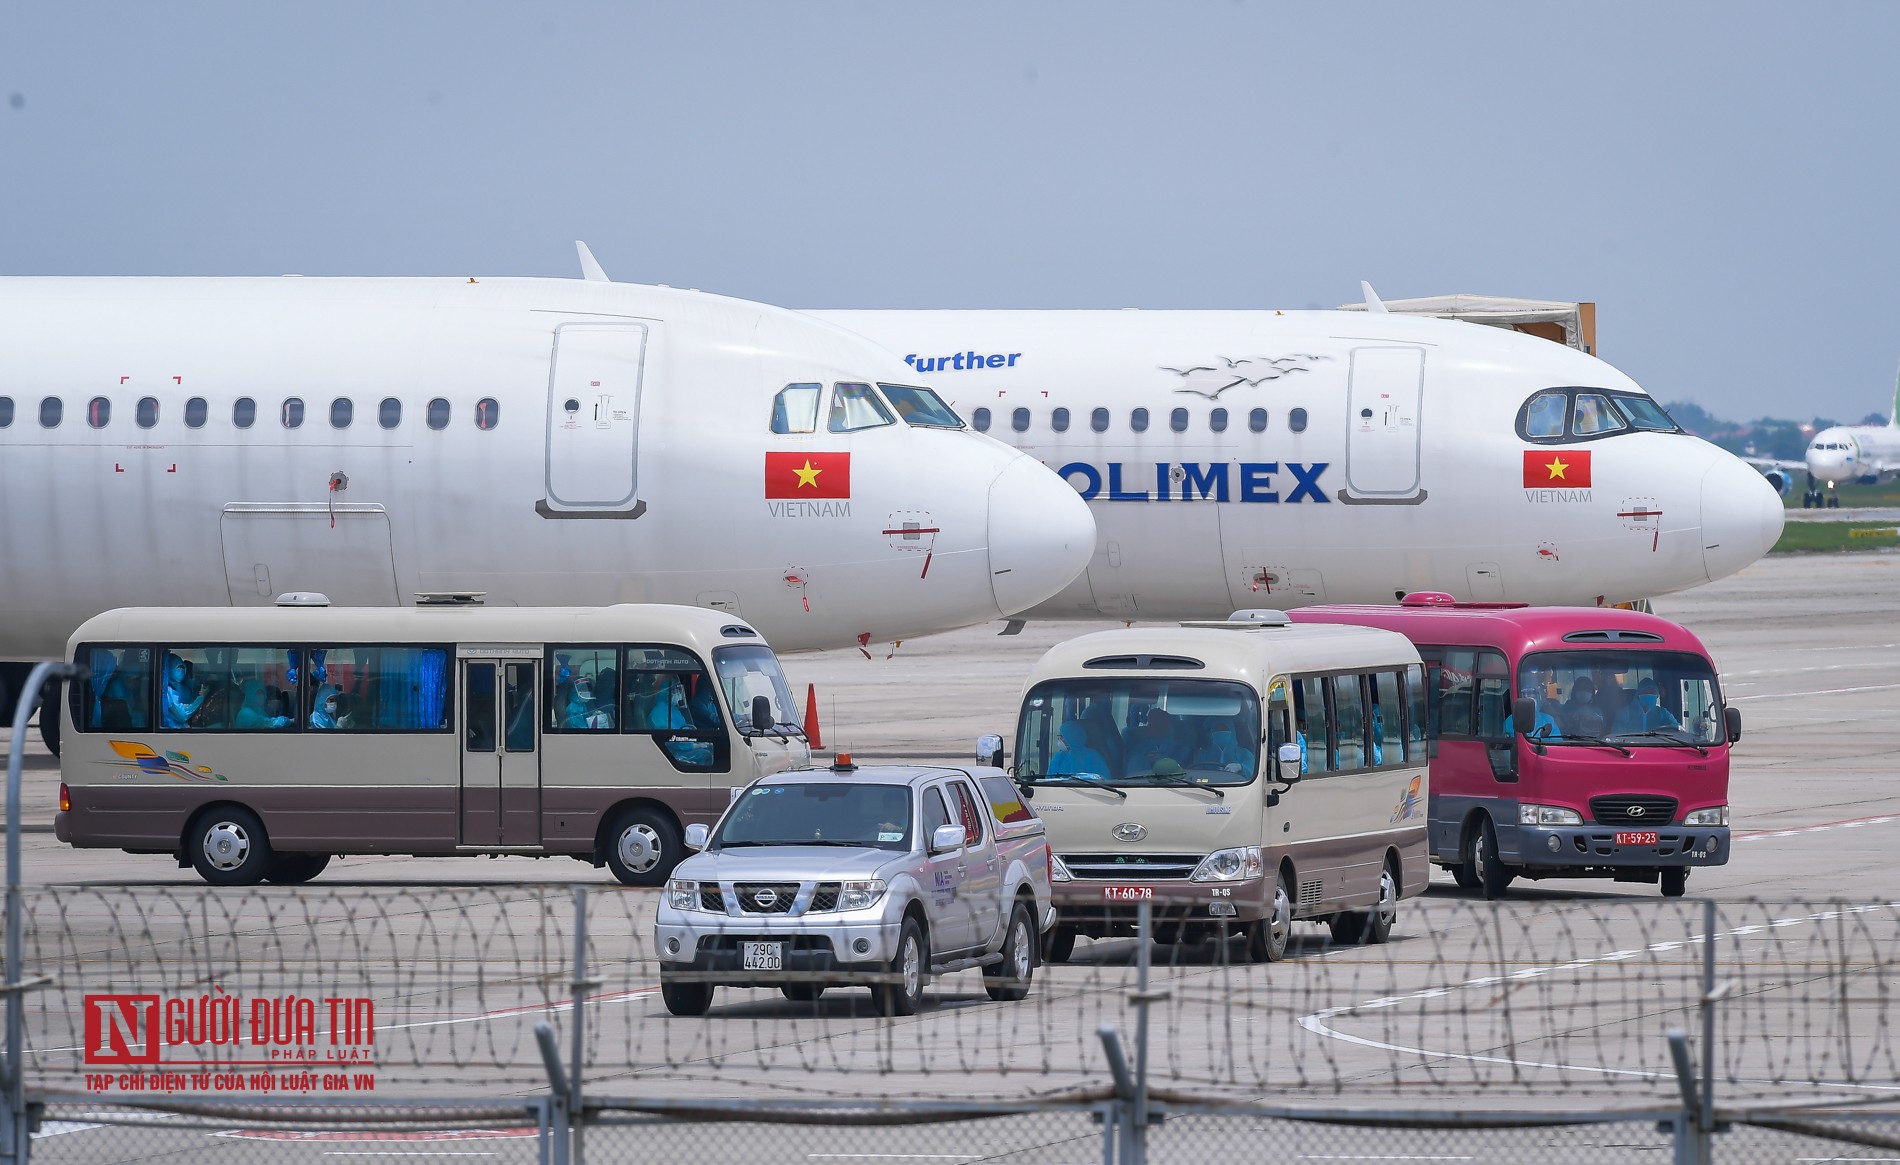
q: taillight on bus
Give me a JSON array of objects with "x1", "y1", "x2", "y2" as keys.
[{"x1": 58, "y1": 783, "x2": 70, "y2": 813}]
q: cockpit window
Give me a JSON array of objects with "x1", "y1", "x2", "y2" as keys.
[
  {"x1": 1572, "y1": 394, "x2": 1626, "y2": 437},
  {"x1": 1526, "y1": 392, "x2": 1567, "y2": 438},
  {"x1": 1516, "y1": 388, "x2": 1680, "y2": 444},
  {"x1": 878, "y1": 384, "x2": 965, "y2": 428},
  {"x1": 771, "y1": 383, "x2": 822, "y2": 434},
  {"x1": 827, "y1": 382, "x2": 896, "y2": 433}
]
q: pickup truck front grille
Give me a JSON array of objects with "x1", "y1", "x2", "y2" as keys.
[
  {"x1": 809, "y1": 883, "x2": 841, "y2": 912},
  {"x1": 699, "y1": 886, "x2": 726, "y2": 912},
  {"x1": 735, "y1": 882, "x2": 801, "y2": 913},
  {"x1": 1061, "y1": 853, "x2": 1202, "y2": 880}
]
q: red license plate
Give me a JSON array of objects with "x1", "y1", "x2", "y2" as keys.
[
  {"x1": 1615, "y1": 831, "x2": 1659, "y2": 846},
  {"x1": 1101, "y1": 885, "x2": 1154, "y2": 902}
]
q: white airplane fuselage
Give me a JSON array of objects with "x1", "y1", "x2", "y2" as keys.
[
  {"x1": 1805, "y1": 423, "x2": 1900, "y2": 488},
  {"x1": 811, "y1": 309, "x2": 1786, "y2": 618},
  {"x1": 0, "y1": 278, "x2": 1095, "y2": 662}
]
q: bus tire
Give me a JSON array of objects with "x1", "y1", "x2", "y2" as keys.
[
  {"x1": 37, "y1": 679, "x2": 61, "y2": 758},
  {"x1": 265, "y1": 853, "x2": 332, "y2": 884},
  {"x1": 1660, "y1": 867, "x2": 1689, "y2": 898},
  {"x1": 188, "y1": 806, "x2": 273, "y2": 886},
  {"x1": 603, "y1": 806, "x2": 680, "y2": 887},
  {"x1": 1474, "y1": 817, "x2": 1514, "y2": 900},
  {"x1": 1244, "y1": 871, "x2": 1293, "y2": 963},
  {"x1": 1041, "y1": 925, "x2": 1077, "y2": 964},
  {"x1": 1331, "y1": 860, "x2": 1398, "y2": 945}
]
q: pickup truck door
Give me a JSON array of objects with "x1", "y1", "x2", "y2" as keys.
[
  {"x1": 947, "y1": 778, "x2": 1004, "y2": 952},
  {"x1": 919, "y1": 784, "x2": 975, "y2": 954}
]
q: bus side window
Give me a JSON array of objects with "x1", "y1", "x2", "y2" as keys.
[
  {"x1": 624, "y1": 645, "x2": 729, "y2": 773},
  {"x1": 1293, "y1": 676, "x2": 1331, "y2": 775},
  {"x1": 1267, "y1": 702, "x2": 1291, "y2": 776},
  {"x1": 503, "y1": 662, "x2": 536, "y2": 752},
  {"x1": 1434, "y1": 648, "x2": 1477, "y2": 737},
  {"x1": 1367, "y1": 670, "x2": 1405, "y2": 766},
  {"x1": 82, "y1": 645, "x2": 153, "y2": 732},
  {"x1": 1474, "y1": 650, "x2": 1511, "y2": 739},
  {"x1": 547, "y1": 648, "x2": 618, "y2": 733},
  {"x1": 1331, "y1": 674, "x2": 1367, "y2": 770},
  {"x1": 1403, "y1": 663, "x2": 1428, "y2": 760},
  {"x1": 305, "y1": 646, "x2": 450, "y2": 731}
]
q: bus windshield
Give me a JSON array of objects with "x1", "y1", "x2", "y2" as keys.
[
  {"x1": 1016, "y1": 678, "x2": 1261, "y2": 787},
  {"x1": 1519, "y1": 650, "x2": 1723, "y2": 748},
  {"x1": 713, "y1": 645, "x2": 802, "y2": 737}
]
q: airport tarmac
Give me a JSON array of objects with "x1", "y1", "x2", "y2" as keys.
[{"x1": 7, "y1": 550, "x2": 1899, "y2": 1162}]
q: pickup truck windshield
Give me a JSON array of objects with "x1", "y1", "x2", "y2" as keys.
[
  {"x1": 1517, "y1": 649, "x2": 1723, "y2": 748},
  {"x1": 715, "y1": 783, "x2": 913, "y2": 850},
  {"x1": 1016, "y1": 678, "x2": 1261, "y2": 787}
]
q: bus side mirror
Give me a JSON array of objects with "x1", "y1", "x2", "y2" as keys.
[
  {"x1": 976, "y1": 733, "x2": 1005, "y2": 768},
  {"x1": 1276, "y1": 742, "x2": 1303, "y2": 783},
  {"x1": 1724, "y1": 706, "x2": 1742, "y2": 744},
  {"x1": 1512, "y1": 697, "x2": 1536, "y2": 735},
  {"x1": 751, "y1": 695, "x2": 773, "y2": 733},
  {"x1": 684, "y1": 823, "x2": 710, "y2": 851}
]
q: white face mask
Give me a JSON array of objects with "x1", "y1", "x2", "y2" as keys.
[{"x1": 323, "y1": 702, "x2": 338, "y2": 716}]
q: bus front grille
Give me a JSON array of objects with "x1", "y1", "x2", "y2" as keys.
[
  {"x1": 1589, "y1": 795, "x2": 1679, "y2": 826},
  {"x1": 1061, "y1": 854, "x2": 1202, "y2": 880}
]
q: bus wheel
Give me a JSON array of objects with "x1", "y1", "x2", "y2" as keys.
[
  {"x1": 1244, "y1": 872, "x2": 1293, "y2": 962},
  {"x1": 1041, "y1": 925, "x2": 1077, "y2": 964},
  {"x1": 1474, "y1": 818, "x2": 1514, "y2": 900},
  {"x1": 37, "y1": 679, "x2": 61, "y2": 758},
  {"x1": 1660, "y1": 867, "x2": 1689, "y2": 898},
  {"x1": 265, "y1": 854, "x2": 332, "y2": 884},
  {"x1": 189, "y1": 807, "x2": 272, "y2": 886},
  {"x1": 1450, "y1": 860, "x2": 1481, "y2": 890},
  {"x1": 604, "y1": 807, "x2": 679, "y2": 887},
  {"x1": 1331, "y1": 862, "x2": 1398, "y2": 945}
]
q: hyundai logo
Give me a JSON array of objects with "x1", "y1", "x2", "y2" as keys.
[
  {"x1": 752, "y1": 888, "x2": 779, "y2": 907},
  {"x1": 1113, "y1": 823, "x2": 1147, "y2": 842},
  {"x1": 1627, "y1": 806, "x2": 1646, "y2": 818}
]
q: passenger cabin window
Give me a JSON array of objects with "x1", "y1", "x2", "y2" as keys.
[
  {"x1": 1052, "y1": 407, "x2": 1070, "y2": 433},
  {"x1": 426, "y1": 398, "x2": 450, "y2": 430},
  {"x1": 922, "y1": 787, "x2": 953, "y2": 845},
  {"x1": 234, "y1": 398, "x2": 256, "y2": 429},
  {"x1": 136, "y1": 398, "x2": 159, "y2": 428},
  {"x1": 1090, "y1": 408, "x2": 1109, "y2": 433},
  {"x1": 1572, "y1": 393, "x2": 1626, "y2": 437},
  {"x1": 1367, "y1": 671, "x2": 1407, "y2": 765},
  {"x1": 546, "y1": 648, "x2": 619, "y2": 732},
  {"x1": 1525, "y1": 392, "x2": 1567, "y2": 438},
  {"x1": 0, "y1": 397, "x2": 11, "y2": 427},
  {"x1": 299, "y1": 646, "x2": 451, "y2": 732},
  {"x1": 1210, "y1": 407, "x2": 1228, "y2": 433},
  {"x1": 1292, "y1": 676, "x2": 1331, "y2": 776},
  {"x1": 379, "y1": 398, "x2": 401, "y2": 429},
  {"x1": 77, "y1": 645, "x2": 155, "y2": 732},
  {"x1": 1249, "y1": 408, "x2": 1268, "y2": 433},
  {"x1": 330, "y1": 398, "x2": 353, "y2": 429},
  {"x1": 475, "y1": 398, "x2": 499, "y2": 430},
  {"x1": 1170, "y1": 407, "x2": 1188, "y2": 433},
  {"x1": 1131, "y1": 407, "x2": 1149, "y2": 433},
  {"x1": 623, "y1": 645, "x2": 728, "y2": 772},
  {"x1": 878, "y1": 384, "x2": 964, "y2": 428},
  {"x1": 39, "y1": 397, "x2": 61, "y2": 428},
  {"x1": 828, "y1": 382, "x2": 896, "y2": 432},
  {"x1": 88, "y1": 397, "x2": 110, "y2": 429},
  {"x1": 1331, "y1": 674, "x2": 1366, "y2": 770},
  {"x1": 948, "y1": 780, "x2": 985, "y2": 847},
  {"x1": 1011, "y1": 407, "x2": 1030, "y2": 432},
  {"x1": 185, "y1": 398, "x2": 207, "y2": 428},
  {"x1": 282, "y1": 398, "x2": 305, "y2": 429},
  {"x1": 1288, "y1": 407, "x2": 1308, "y2": 433},
  {"x1": 971, "y1": 407, "x2": 991, "y2": 432},
  {"x1": 770, "y1": 383, "x2": 822, "y2": 434}
]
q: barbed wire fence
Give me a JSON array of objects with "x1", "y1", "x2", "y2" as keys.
[{"x1": 8, "y1": 886, "x2": 1900, "y2": 1162}]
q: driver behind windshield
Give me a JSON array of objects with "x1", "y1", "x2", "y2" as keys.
[{"x1": 1048, "y1": 721, "x2": 1110, "y2": 779}]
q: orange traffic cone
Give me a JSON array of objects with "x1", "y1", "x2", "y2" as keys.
[{"x1": 803, "y1": 683, "x2": 824, "y2": 750}]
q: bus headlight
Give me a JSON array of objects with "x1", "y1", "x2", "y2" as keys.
[
  {"x1": 1684, "y1": 806, "x2": 1729, "y2": 827},
  {"x1": 1519, "y1": 804, "x2": 1582, "y2": 826},
  {"x1": 1050, "y1": 854, "x2": 1074, "y2": 883},
  {"x1": 837, "y1": 880, "x2": 887, "y2": 911},
  {"x1": 1191, "y1": 846, "x2": 1265, "y2": 882},
  {"x1": 665, "y1": 879, "x2": 705, "y2": 911}
]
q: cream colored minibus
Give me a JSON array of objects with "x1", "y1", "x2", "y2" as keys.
[
  {"x1": 55, "y1": 598, "x2": 809, "y2": 885},
  {"x1": 1009, "y1": 612, "x2": 1429, "y2": 962}
]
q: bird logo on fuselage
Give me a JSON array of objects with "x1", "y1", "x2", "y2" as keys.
[{"x1": 1160, "y1": 354, "x2": 1332, "y2": 400}]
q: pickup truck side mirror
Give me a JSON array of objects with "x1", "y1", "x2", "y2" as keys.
[
  {"x1": 1275, "y1": 742, "x2": 1303, "y2": 783},
  {"x1": 751, "y1": 695, "x2": 773, "y2": 734},
  {"x1": 1724, "y1": 706, "x2": 1742, "y2": 744},
  {"x1": 976, "y1": 733, "x2": 1005, "y2": 768},
  {"x1": 930, "y1": 824, "x2": 966, "y2": 855},
  {"x1": 683, "y1": 823, "x2": 709, "y2": 851}
]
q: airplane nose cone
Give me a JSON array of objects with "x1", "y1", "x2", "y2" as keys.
[
  {"x1": 1701, "y1": 456, "x2": 1785, "y2": 582},
  {"x1": 987, "y1": 456, "x2": 1096, "y2": 616}
]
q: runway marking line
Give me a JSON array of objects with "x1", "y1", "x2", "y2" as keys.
[
  {"x1": 1730, "y1": 681, "x2": 1900, "y2": 702},
  {"x1": 1735, "y1": 813, "x2": 1900, "y2": 841}
]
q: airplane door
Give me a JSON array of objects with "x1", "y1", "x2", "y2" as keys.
[
  {"x1": 221, "y1": 505, "x2": 400, "y2": 605},
  {"x1": 1342, "y1": 347, "x2": 1426, "y2": 502},
  {"x1": 539, "y1": 322, "x2": 648, "y2": 518},
  {"x1": 460, "y1": 656, "x2": 543, "y2": 846}
]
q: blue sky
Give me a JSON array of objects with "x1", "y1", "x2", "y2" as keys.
[{"x1": 3, "y1": 3, "x2": 1895, "y2": 421}]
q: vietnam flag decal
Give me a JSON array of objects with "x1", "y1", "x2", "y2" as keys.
[
  {"x1": 1523, "y1": 449, "x2": 1591, "y2": 488},
  {"x1": 765, "y1": 451, "x2": 851, "y2": 499}
]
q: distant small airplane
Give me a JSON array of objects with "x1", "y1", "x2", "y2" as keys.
[{"x1": 1748, "y1": 364, "x2": 1900, "y2": 507}]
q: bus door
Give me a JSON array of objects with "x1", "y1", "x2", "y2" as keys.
[{"x1": 461, "y1": 657, "x2": 543, "y2": 846}]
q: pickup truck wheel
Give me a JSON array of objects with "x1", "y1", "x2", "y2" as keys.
[
  {"x1": 1042, "y1": 925, "x2": 1077, "y2": 964},
  {"x1": 780, "y1": 983, "x2": 825, "y2": 1003},
  {"x1": 872, "y1": 917, "x2": 926, "y2": 1017},
  {"x1": 603, "y1": 807, "x2": 680, "y2": 887},
  {"x1": 984, "y1": 903, "x2": 1036, "y2": 1002},
  {"x1": 660, "y1": 977, "x2": 713, "y2": 1016}
]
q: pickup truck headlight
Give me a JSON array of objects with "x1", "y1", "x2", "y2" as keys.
[
  {"x1": 836, "y1": 880, "x2": 887, "y2": 911},
  {"x1": 1190, "y1": 846, "x2": 1264, "y2": 882},
  {"x1": 665, "y1": 879, "x2": 706, "y2": 911},
  {"x1": 1684, "y1": 806, "x2": 1729, "y2": 827},
  {"x1": 1050, "y1": 854, "x2": 1073, "y2": 883},
  {"x1": 1519, "y1": 804, "x2": 1583, "y2": 826}
]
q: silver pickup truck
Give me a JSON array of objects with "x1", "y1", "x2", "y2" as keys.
[{"x1": 654, "y1": 759, "x2": 1054, "y2": 1016}]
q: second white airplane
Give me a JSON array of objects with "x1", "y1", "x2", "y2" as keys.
[{"x1": 811, "y1": 304, "x2": 1785, "y2": 618}]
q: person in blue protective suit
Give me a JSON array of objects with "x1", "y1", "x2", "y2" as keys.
[
  {"x1": 309, "y1": 685, "x2": 341, "y2": 730},
  {"x1": 1047, "y1": 720, "x2": 1111, "y2": 779},
  {"x1": 1192, "y1": 726, "x2": 1255, "y2": 774},
  {"x1": 161, "y1": 655, "x2": 207, "y2": 729},
  {"x1": 1127, "y1": 709, "x2": 1186, "y2": 773},
  {"x1": 629, "y1": 672, "x2": 688, "y2": 730},
  {"x1": 1613, "y1": 677, "x2": 1681, "y2": 734},
  {"x1": 1502, "y1": 689, "x2": 1558, "y2": 739},
  {"x1": 233, "y1": 681, "x2": 290, "y2": 729},
  {"x1": 687, "y1": 678, "x2": 724, "y2": 730},
  {"x1": 562, "y1": 680, "x2": 595, "y2": 730}
]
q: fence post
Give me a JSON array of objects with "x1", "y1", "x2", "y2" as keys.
[
  {"x1": 569, "y1": 885, "x2": 597, "y2": 1165},
  {"x1": 4, "y1": 661, "x2": 77, "y2": 1165},
  {"x1": 1665, "y1": 1027, "x2": 1707, "y2": 1165},
  {"x1": 1700, "y1": 897, "x2": 1717, "y2": 1153},
  {"x1": 1096, "y1": 1026, "x2": 1136, "y2": 1165},
  {"x1": 534, "y1": 1022, "x2": 571, "y2": 1165}
]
